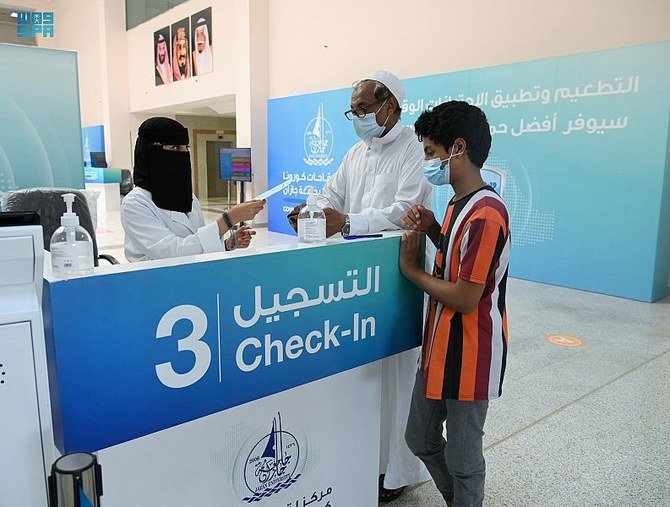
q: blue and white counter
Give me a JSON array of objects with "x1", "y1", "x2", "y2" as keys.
[{"x1": 42, "y1": 232, "x2": 423, "y2": 506}]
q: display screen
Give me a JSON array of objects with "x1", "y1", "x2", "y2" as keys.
[
  {"x1": 0, "y1": 211, "x2": 41, "y2": 226},
  {"x1": 219, "y1": 148, "x2": 251, "y2": 182}
]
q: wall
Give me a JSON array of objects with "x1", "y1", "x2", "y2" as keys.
[
  {"x1": 234, "y1": 0, "x2": 268, "y2": 221},
  {"x1": 26, "y1": 0, "x2": 105, "y2": 128},
  {"x1": 126, "y1": 0, "x2": 237, "y2": 114},
  {"x1": 267, "y1": 0, "x2": 670, "y2": 98},
  {"x1": 175, "y1": 114, "x2": 236, "y2": 199},
  {"x1": 99, "y1": 0, "x2": 132, "y2": 169}
]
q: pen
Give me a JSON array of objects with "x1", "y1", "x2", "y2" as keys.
[{"x1": 342, "y1": 234, "x2": 384, "y2": 240}]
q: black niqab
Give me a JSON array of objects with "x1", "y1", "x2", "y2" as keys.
[{"x1": 134, "y1": 117, "x2": 193, "y2": 213}]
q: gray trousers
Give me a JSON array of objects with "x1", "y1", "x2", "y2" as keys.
[{"x1": 405, "y1": 369, "x2": 489, "y2": 507}]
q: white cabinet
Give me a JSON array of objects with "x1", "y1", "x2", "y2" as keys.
[{"x1": 0, "y1": 322, "x2": 49, "y2": 507}]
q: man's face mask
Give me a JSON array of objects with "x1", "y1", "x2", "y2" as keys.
[
  {"x1": 422, "y1": 145, "x2": 463, "y2": 186},
  {"x1": 352, "y1": 99, "x2": 389, "y2": 142}
]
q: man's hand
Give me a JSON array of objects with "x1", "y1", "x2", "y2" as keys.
[
  {"x1": 401, "y1": 205, "x2": 437, "y2": 233},
  {"x1": 399, "y1": 231, "x2": 424, "y2": 278},
  {"x1": 287, "y1": 203, "x2": 306, "y2": 232},
  {"x1": 323, "y1": 207, "x2": 346, "y2": 238}
]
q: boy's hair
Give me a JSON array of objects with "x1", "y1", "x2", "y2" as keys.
[{"x1": 414, "y1": 101, "x2": 491, "y2": 168}]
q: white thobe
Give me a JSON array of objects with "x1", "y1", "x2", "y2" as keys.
[
  {"x1": 317, "y1": 121, "x2": 432, "y2": 489},
  {"x1": 121, "y1": 187, "x2": 227, "y2": 262}
]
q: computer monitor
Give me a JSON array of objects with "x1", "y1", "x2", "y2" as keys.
[
  {"x1": 0, "y1": 211, "x2": 40, "y2": 227},
  {"x1": 219, "y1": 148, "x2": 252, "y2": 182},
  {"x1": 90, "y1": 152, "x2": 108, "y2": 168}
]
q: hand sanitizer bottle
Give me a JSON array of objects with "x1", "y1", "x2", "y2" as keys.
[
  {"x1": 50, "y1": 193, "x2": 94, "y2": 277},
  {"x1": 298, "y1": 191, "x2": 326, "y2": 244}
]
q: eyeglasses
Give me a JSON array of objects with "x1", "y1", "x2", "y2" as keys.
[
  {"x1": 152, "y1": 143, "x2": 190, "y2": 152},
  {"x1": 344, "y1": 99, "x2": 387, "y2": 121}
]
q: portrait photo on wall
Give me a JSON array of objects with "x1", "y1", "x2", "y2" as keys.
[
  {"x1": 171, "y1": 17, "x2": 192, "y2": 81},
  {"x1": 154, "y1": 27, "x2": 172, "y2": 86},
  {"x1": 191, "y1": 7, "x2": 213, "y2": 76}
]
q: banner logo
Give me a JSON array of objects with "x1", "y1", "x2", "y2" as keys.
[
  {"x1": 303, "y1": 104, "x2": 334, "y2": 166},
  {"x1": 242, "y1": 412, "x2": 302, "y2": 502}
]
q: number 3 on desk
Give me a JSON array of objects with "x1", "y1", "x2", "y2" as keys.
[{"x1": 155, "y1": 305, "x2": 211, "y2": 388}]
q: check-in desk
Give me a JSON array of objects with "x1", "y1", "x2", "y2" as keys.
[{"x1": 42, "y1": 232, "x2": 423, "y2": 506}]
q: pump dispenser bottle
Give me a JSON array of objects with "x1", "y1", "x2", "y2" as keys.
[
  {"x1": 297, "y1": 189, "x2": 326, "y2": 244},
  {"x1": 50, "y1": 193, "x2": 94, "y2": 277}
]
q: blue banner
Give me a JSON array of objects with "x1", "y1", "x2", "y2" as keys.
[
  {"x1": 43, "y1": 238, "x2": 423, "y2": 453},
  {"x1": 268, "y1": 94, "x2": 357, "y2": 235},
  {"x1": 267, "y1": 41, "x2": 670, "y2": 302}
]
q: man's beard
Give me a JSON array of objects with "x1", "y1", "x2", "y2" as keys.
[{"x1": 159, "y1": 53, "x2": 165, "y2": 64}]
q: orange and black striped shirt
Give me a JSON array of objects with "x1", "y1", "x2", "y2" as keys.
[{"x1": 422, "y1": 185, "x2": 510, "y2": 401}]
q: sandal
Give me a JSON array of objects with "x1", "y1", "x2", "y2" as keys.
[{"x1": 379, "y1": 474, "x2": 406, "y2": 503}]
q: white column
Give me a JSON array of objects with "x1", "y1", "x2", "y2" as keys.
[
  {"x1": 235, "y1": 0, "x2": 269, "y2": 224},
  {"x1": 99, "y1": 0, "x2": 132, "y2": 170}
]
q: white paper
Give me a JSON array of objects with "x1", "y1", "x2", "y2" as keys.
[{"x1": 255, "y1": 179, "x2": 292, "y2": 201}]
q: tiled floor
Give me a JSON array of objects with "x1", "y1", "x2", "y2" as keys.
[
  {"x1": 393, "y1": 282, "x2": 670, "y2": 507},
  {"x1": 97, "y1": 197, "x2": 670, "y2": 507}
]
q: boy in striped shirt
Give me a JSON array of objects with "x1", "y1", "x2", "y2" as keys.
[{"x1": 399, "y1": 101, "x2": 510, "y2": 507}]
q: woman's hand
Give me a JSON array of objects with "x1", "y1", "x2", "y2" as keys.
[
  {"x1": 228, "y1": 200, "x2": 266, "y2": 224},
  {"x1": 225, "y1": 226, "x2": 256, "y2": 250}
]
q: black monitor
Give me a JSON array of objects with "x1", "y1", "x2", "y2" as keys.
[{"x1": 0, "y1": 211, "x2": 40, "y2": 227}]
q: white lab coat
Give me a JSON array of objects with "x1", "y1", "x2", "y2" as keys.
[
  {"x1": 121, "y1": 187, "x2": 227, "y2": 262},
  {"x1": 318, "y1": 121, "x2": 432, "y2": 489}
]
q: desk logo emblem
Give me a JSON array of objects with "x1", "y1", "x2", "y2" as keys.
[
  {"x1": 303, "y1": 104, "x2": 334, "y2": 166},
  {"x1": 242, "y1": 412, "x2": 301, "y2": 502}
]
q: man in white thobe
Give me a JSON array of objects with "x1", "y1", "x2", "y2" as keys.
[{"x1": 289, "y1": 71, "x2": 431, "y2": 502}]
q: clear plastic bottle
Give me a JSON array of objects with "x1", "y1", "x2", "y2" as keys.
[
  {"x1": 298, "y1": 192, "x2": 326, "y2": 244},
  {"x1": 50, "y1": 193, "x2": 94, "y2": 277}
]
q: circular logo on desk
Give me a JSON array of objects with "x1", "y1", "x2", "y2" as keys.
[
  {"x1": 241, "y1": 412, "x2": 302, "y2": 503},
  {"x1": 303, "y1": 104, "x2": 334, "y2": 166}
]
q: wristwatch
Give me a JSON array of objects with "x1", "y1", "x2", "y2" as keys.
[{"x1": 341, "y1": 214, "x2": 350, "y2": 237}]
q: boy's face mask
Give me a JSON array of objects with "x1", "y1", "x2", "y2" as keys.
[{"x1": 422, "y1": 145, "x2": 463, "y2": 186}]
